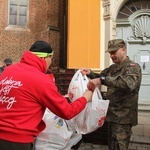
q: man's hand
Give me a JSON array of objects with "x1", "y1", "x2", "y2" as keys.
[
  {"x1": 87, "y1": 78, "x2": 101, "y2": 91},
  {"x1": 80, "y1": 68, "x2": 91, "y2": 76},
  {"x1": 83, "y1": 90, "x2": 93, "y2": 102}
]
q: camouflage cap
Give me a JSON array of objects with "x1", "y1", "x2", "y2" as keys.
[{"x1": 106, "y1": 39, "x2": 125, "y2": 52}]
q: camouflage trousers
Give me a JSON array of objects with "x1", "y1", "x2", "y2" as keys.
[{"x1": 108, "y1": 122, "x2": 132, "y2": 150}]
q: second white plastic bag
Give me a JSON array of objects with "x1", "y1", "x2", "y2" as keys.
[
  {"x1": 68, "y1": 70, "x2": 109, "y2": 134},
  {"x1": 35, "y1": 109, "x2": 73, "y2": 150}
]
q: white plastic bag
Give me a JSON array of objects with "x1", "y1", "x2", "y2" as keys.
[
  {"x1": 68, "y1": 69, "x2": 89, "y2": 101},
  {"x1": 68, "y1": 70, "x2": 110, "y2": 134},
  {"x1": 73, "y1": 88, "x2": 109, "y2": 134},
  {"x1": 35, "y1": 109, "x2": 73, "y2": 150}
]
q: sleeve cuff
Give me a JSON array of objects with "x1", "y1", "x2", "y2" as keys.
[{"x1": 100, "y1": 76, "x2": 106, "y2": 85}]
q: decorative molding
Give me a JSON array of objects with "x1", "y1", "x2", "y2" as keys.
[
  {"x1": 130, "y1": 15, "x2": 150, "y2": 44},
  {"x1": 135, "y1": 16, "x2": 150, "y2": 36},
  {"x1": 114, "y1": 0, "x2": 121, "y2": 10},
  {"x1": 112, "y1": 21, "x2": 117, "y2": 38},
  {"x1": 127, "y1": 36, "x2": 137, "y2": 40},
  {"x1": 103, "y1": 1, "x2": 110, "y2": 19},
  {"x1": 112, "y1": 21, "x2": 116, "y2": 29}
]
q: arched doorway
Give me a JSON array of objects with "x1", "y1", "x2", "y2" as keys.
[
  {"x1": 116, "y1": 0, "x2": 150, "y2": 102},
  {"x1": 102, "y1": 0, "x2": 150, "y2": 146}
]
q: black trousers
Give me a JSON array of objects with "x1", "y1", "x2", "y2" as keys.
[{"x1": 0, "y1": 139, "x2": 34, "y2": 150}]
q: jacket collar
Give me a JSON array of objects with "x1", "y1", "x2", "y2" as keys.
[{"x1": 20, "y1": 50, "x2": 47, "y2": 73}]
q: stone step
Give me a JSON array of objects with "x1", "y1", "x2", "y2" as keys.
[
  {"x1": 129, "y1": 142, "x2": 150, "y2": 150},
  {"x1": 130, "y1": 135, "x2": 150, "y2": 145},
  {"x1": 129, "y1": 135, "x2": 150, "y2": 150},
  {"x1": 138, "y1": 101, "x2": 150, "y2": 111}
]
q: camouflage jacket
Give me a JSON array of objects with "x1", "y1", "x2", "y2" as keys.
[{"x1": 89, "y1": 57, "x2": 142, "y2": 126}]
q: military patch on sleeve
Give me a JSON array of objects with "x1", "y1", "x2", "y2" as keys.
[{"x1": 130, "y1": 63, "x2": 136, "y2": 67}]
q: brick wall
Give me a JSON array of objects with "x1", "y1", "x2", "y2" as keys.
[{"x1": 0, "y1": 0, "x2": 60, "y2": 69}]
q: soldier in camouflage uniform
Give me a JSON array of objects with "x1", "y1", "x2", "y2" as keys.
[{"x1": 81, "y1": 39, "x2": 142, "y2": 150}]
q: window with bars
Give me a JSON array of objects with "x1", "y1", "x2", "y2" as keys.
[{"x1": 9, "y1": 0, "x2": 28, "y2": 26}]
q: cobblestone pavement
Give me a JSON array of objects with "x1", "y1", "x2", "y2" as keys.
[
  {"x1": 78, "y1": 142, "x2": 108, "y2": 150},
  {"x1": 72, "y1": 142, "x2": 109, "y2": 150}
]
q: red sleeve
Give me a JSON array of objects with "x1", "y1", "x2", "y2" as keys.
[{"x1": 38, "y1": 81, "x2": 87, "y2": 120}]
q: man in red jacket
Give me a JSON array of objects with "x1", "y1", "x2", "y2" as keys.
[{"x1": 0, "y1": 40, "x2": 93, "y2": 150}]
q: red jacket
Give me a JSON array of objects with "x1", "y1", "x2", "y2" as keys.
[{"x1": 0, "y1": 51, "x2": 87, "y2": 143}]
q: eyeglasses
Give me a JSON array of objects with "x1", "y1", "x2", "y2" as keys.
[
  {"x1": 45, "y1": 55, "x2": 55, "y2": 62},
  {"x1": 50, "y1": 56, "x2": 55, "y2": 61}
]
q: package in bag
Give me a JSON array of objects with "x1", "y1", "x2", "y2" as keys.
[
  {"x1": 68, "y1": 69, "x2": 110, "y2": 134},
  {"x1": 35, "y1": 109, "x2": 73, "y2": 150}
]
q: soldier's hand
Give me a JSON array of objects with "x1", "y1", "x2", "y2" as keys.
[{"x1": 87, "y1": 78, "x2": 101, "y2": 91}]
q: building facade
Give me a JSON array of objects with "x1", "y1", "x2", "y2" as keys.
[
  {"x1": 0, "y1": 0, "x2": 149, "y2": 148},
  {"x1": 101, "y1": 0, "x2": 150, "y2": 148},
  {"x1": 0, "y1": 0, "x2": 61, "y2": 69}
]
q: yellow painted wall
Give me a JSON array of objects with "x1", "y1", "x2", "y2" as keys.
[{"x1": 67, "y1": 0, "x2": 100, "y2": 69}]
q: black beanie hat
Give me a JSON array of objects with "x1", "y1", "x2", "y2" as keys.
[{"x1": 29, "y1": 41, "x2": 53, "y2": 53}]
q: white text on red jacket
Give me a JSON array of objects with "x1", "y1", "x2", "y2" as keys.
[{"x1": 0, "y1": 77, "x2": 23, "y2": 109}]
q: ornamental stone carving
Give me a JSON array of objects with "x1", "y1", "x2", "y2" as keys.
[
  {"x1": 103, "y1": 1, "x2": 110, "y2": 19},
  {"x1": 134, "y1": 15, "x2": 150, "y2": 44}
]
